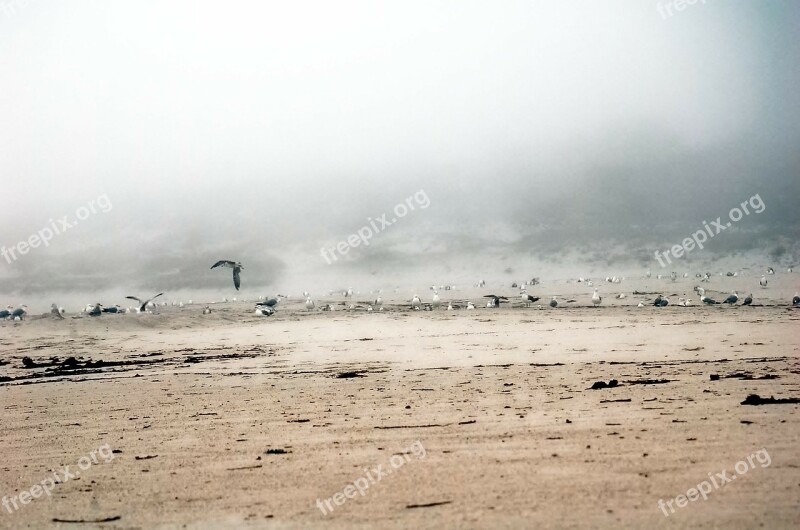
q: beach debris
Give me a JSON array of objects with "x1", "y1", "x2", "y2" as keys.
[
  {"x1": 741, "y1": 394, "x2": 800, "y2": 405},
  {"x1": 590, "y1": 379, "x2": 619, "y2": 390}
]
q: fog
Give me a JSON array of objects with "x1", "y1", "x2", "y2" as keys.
[{"x1": 1, "y1": 0, "x2": 798, "y2": 309}]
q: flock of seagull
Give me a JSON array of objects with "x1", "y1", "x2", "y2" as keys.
[{"x1": 1, "y1": 264, "x2": 798, "y2": 321}]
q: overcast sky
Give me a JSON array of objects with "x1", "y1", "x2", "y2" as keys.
[{"x1": 1, "y1": 0, "x2": 798, "y2": 302}]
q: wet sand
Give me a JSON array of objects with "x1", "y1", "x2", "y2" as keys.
[{"x1": 2, "y1": 278, "x2": 799, "y2": 529}]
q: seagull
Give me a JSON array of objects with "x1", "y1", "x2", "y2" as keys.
[
  {"x1": 202, "y1": 306, "x2": 212, "y2": 314},
  {"x1": 88, "y1": 303, "x2": 103, "y2": 316},
  {"x1": 697, "y1": 288, "x2": 719, "y2": 305},
  {"x1": 256, "y1": 296, "x2": 281, "y2": 308},
  {"x1": 447, "y1": 302, "x2": 454, "y2": 311},
  {"x1": 211, "y1": 260, "x2": 243, "y2": 290},
  {"x1": 254, "y1": 306, "x2": 274, "y2": 316},
  {"x1": 759, "y1": 275, "x2": 768, "y2": 288},
  {"x1": 616, "y1": 293, "x2": 626, "y2": 299},
  {"x1": 767, "y1": 267, "x2": 774, "y2": 275},
  {"x1": 591, "y1": 288, "x2": 602, "y2": 307},
  {"x1": 670, "y1": 272, "x2": 677, "y2": 282},
  {"x1": 10, "y1": 305, "x2": 27, "y2": 320},
  {"x1": 637, "y1": 301, "x2": 644, "y2": 308},
  {"x1": 432, "y1": 292, "x2": 441, "y2": 309},
  {"x1": 125, "y1": 293, "x2": 164, "y2": 312},
  {"x1": 305, "y1": 297, "x2": 315, "y2": 311},
  {"x1": 723, "y1": 291, "x2": 739, "y2": 305},
  {"x1": 646, "y1": 270, "x2": 651, "y2": 278},
  {"x1": 793, "y1": 293, "x2": 800, "y2": 306},
  {"x1": 520, "y1": 291, "x2": 540, "y2": 307},
  {"x1": 411, "y1": 295, "x2": 421, "y2": 310},
  {"x1": 743, "y1": 293, "x2": 753, "y2": 306},
  {"x1": 102, "y1": 305, "x2": 123, "y2": 313},
  {"x1": 549, "y1": 297, "x2": 558, "y2": 308},
  {"x1": 466, "y1": 301, "x2": 475, "y2": 310},
  {"x1": 374, "y1": 297, "x2": 383, "y2": 308},
  {"x1": 484, "y1": 295, "x2": 508, "y2": 308},
  {"x1": 654, "y1": 295, "x2": 669, "y2": 307},
  {"x1": 51, "y1": 303, "x2": 65, "y2": 319}
]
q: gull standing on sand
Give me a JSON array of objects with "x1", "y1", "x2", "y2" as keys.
[
  {"x1": 51, "y1": 304, "x2": 65, "y2": 319},
  {"x1": 792, "y1": 293, "x2": 800, "y2": 306},
  {"x1": 411, "y1": 295, "x2": 421, "y2": 310},
  {"x1": 591, "y1": 288, "x2": 602, "y2": 307},
  {"x1": 520, "y1": 291, "x2": 540, "y2": 307},
  {"x1": 723, "y1": 291, "x2": 739, "y2": 304},
  {"x1": 257, "y1": 296, "x2": 281, "y2": 308},
  {"x1": 211, "y1": 260, "x2": 243, "y2": 290},
  {"x1": 432, "y1": 292, "x2": 441, "y2": 309},
  {"x1": 759, "y1": 275, "x2": 768, "y2": 288},
  {"x1": 550, "y1": 297, "x2": 558, "y2": 308},
  {"x1": 698, "y1": 288, "x2": 719, "y2": 305},
  {"x1": 743, "y1": 293, "x2": 753, "y2": 306},
  {"x1": 305, "y1": 297, "x2": 315, "y2": 311}
]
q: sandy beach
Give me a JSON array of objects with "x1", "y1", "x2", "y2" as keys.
[{"x1": 2, "y1": 276, "x2": 798, "y2": 529}]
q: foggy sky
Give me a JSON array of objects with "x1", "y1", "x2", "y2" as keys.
[{"x1": 1, "y1": 0, "x2": 798, "y2": 303}]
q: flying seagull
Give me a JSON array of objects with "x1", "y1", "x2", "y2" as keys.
[
  {"x1": 211, "y1": 260, "x2": 243, "y2": 290},
  {"x1": 484, "y1": 295, "x2": 509, "y2": 308},
  {"x1": 125, "y1": 293, "x2": 164, "y2": 312}
]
